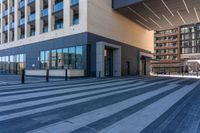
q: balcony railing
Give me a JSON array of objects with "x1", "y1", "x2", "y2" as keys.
[
  {"x1": 54, "y1": 22, "x2": 63, "y2": 30},
  {"x1": 41, "y1": 8, "x2": 48, "y2": 17},
  {"x1": 73, "y1": 18, "x2": 79, "y2": 25},
  {"x1": 19, "y1": 18, "x2": 25, "y2": 26},
  {"x1": 4, "y1": 9, "x2": 8, "y2": 17},
  {"x1": 10, "y1": 22, "x2": 15, "y2": 29},
  {"x1": 3, "y1": 25, "x2": 8, "y2": 32},
  {"x1": 19, "y1": 0, "x2": 25, "y2": 9},
  {"x1": 30, "y1": 31, "x2": 35, "y2": 36},
  {"x1": 10, "y1": 6, "x2": 15, "y2": 13},
  {"x1": 53, "y1": 2, "x2": 63, "y2": 13},
  {"x1": 71, "y1": 0, "x2": 79, "y2": 6},
  {"x1": 28, "y1": 0, "x2": 35, "y2": 4},
  {"x1": 28, "y1": 13, "x2": 35, "y2": 22}
]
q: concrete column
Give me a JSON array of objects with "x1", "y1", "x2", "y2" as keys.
[
  {"x1": 64, "y1": 0, "x2": 70, "y2": 28},
  {"x1": 25, "y1": 0, "x2": 28, "y2": 38},
  {"x1": 0, "y1": 1, "x2": 3, "y2": 44},
  {"x1": 48, "y1": 0, "x2": 53, "y2": 31},
  {"x1": 96, "y1": 43, "x2": 105, "y2": 78},
  {"x1": 14, "y1": 0, "x2": 19, "y2": 41},
  {"x1": 35, "y1": 0, "x2": 41, "y2": 35},
  {"x1": 7, "y1": 0, "x2": 10, "y2": 42}
]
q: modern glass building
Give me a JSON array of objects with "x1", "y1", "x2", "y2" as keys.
[{"x1": 0, "y1": 0, "x2": 154, "y2": 77}]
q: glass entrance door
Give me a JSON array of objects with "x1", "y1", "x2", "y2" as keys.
[{"x1": 104, "y1": 48, "x2": 113, "y2": 77}]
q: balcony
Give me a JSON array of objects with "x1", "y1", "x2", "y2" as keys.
[
  {"x1": 155, "y1": 39, "x2": 178, "y2": 44},
  {"x1": 28, "y1": 0, "x2": 35, "y2": 4},
  {"x1": 3, "y1": 9, "x2": 8, "y2": 17},
  {"x1": 10, "y1": 22, "x2": 15, "y2": 29},
  {"x1": 53, "y1": 2, "x2": 63, "y2": 13},
  {"x1": 3, "y1": 25, "x2": 8, "y2": 32},
  {"x1": 10, "y1": 6, "x2": 15, "y2": 14},
  {"x1": 29, "y1": 30, "x2": 35, "y2": 36},
  {"x1": 28, "y1": 13, "x2": 35, "y2": 22},
  {"x1": 54, "y1": 22, "x2": 63, "y2": 30},
  {"x1": 19, "y1": 18, "x2": 25, "y2": 26},
  {"x1": 73, "y1": 17, "x2": 79, "y2": 25},
  {"x1": 71, "y1": 0, "x2": 79, "y2": 6},
  {"x1": 19, "y1": 0, "x2": 25, "y2": 9},
  {"x1": 41, "y1": 8, "x2": 48, "y2": 17}
]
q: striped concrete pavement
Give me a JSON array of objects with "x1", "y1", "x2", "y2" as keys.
[{"x1": 0, "y1": 76, "x2": 199, "y2": 133}]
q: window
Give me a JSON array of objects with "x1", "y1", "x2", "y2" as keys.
[
  {"x1": 76, "y1": 46, "x2": 83, "y2": 69},
  {"x1": 39, "y1": 46, "x2": 84, "y2": 70},
  {"x1": 51, "y1": 50, "x2": 57, "y2": 69},
  {"x1": 40, "y1": 51, "x2": 50, "y2": 69},
  {"x1": 71, "y1": 0, "x2": 79, "y2": 25},
  {"x1": 69, "y1": 47, "x2": 76, "y2": 69},
  {"x1": 63, "y1": 48, "x2": 69, "y2": 69},
  {"x1": 57, "y1": 49, "x2": 63, "y2": 69}
]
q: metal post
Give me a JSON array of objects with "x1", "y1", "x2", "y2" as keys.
[
  {"x1": 99, "y1": 71, "x2": 101, "y2": 78},
  {"x1": 65, "y1": 69, "x2": 68, "y2": 80},
  {"x1": 46, "y1": 69, "x2": 49, "y2": 82},
  {"x1": 182, "y1": 66, "x2": 184, "y2": 77},
  {"x1": 21, "y1": 69, "x2": 25, "y2": 84}
]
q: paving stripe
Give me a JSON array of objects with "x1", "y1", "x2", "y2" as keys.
[
  {"x1": 0, "y1": 78, "x2": 130, "y2": 91},
  {"x1": 0, "y1": 78, "x2": 175, "y2": 104},
  {"x1": 0, "y1": 82, "x2": 159, "y2": 122},
  {"x1": 97, "y1": 81, "x2": 200, "y2": 133},
  {"x1": 140, "y1": 79, "x2": 200, "y2": 133},
  {"x1": 169, "y1": 78, "x2": 189, "y2": 84},
  {"x1": 0, "y1": 81, "x2": 144, "y2": 112},
  {"x1": 0, "y1": 80, "x2": 143, "y2": 102},
  {"x1": 0, "y1": 79, "x2": 139, "y2": 96},
  {"x1": 27, "y1": 84, "x2": 179, "y2": 133},
  {"x1": 0, "y1": 78, "x2": 97, "y2": 89}
]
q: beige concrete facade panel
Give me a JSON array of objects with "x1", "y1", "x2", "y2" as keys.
[{"x1": 87, "y1": 0, "x2": 154, "y2": 52}]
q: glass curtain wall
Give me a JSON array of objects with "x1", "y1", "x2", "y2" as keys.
[
  {"x1": 40, "y1": 45, "x2": 84, "y2": 70},
  {"x1": 0, "y1": 54, "x2": 26, "y2": 74}
]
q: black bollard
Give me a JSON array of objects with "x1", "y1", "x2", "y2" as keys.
[
  {"x1": 21, "y1": 69, "x2": 25, "y2": 84},
  {"x1": 99, "y1": 71, "x2": 101, "y2": 78},
  {"x1": 46, "y1": 69, "x2": 49, "y2": 82},
  {"x1": 65, "y1": 69, "x2": 68, "y2": 80}
]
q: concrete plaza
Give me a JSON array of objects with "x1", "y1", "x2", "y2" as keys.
[{"x1": 0, "y1": 75, "x2": 199, "y2": 133}]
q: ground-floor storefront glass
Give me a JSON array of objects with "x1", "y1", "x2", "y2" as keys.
[
  {"x1": 0, "y1": 54, "x2": 26, "y2": 74},
  {"x1": 40, "y1": 45, "x2": 84, "y2": 70}
]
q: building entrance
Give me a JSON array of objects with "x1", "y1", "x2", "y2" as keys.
[{"x1": 104, "y1": 48, "x2": 113, "y2": 77}]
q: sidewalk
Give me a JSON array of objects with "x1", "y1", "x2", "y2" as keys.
[{"x1": 151, "y1": 74, "x2": 200, "y2": 79}]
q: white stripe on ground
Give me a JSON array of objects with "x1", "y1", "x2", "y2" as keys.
[
  {"x1": 0, "y1": 78, "x2": 131, "y2": 90},
  {"x1": 0, "y1": 82, "x2": 144, "y2": 112},
  {"x1": 169, "y1": 78, "x2": 189, "y2": 84},
  {"x1": 27, "y1": 84, "x2": 178, "y2": 133},
  {"x1": 98, "y1": 81, "x2": 200, "y2": 133},
  {"x1": 0, "y1": 82, "x2": 157, "y2": 122},
  {"x1": 0, "y1": 80, "x2": 142, "y2": 102},
  {"x1": 0, "y1": 79, "x2": 138, "y2": 95}
]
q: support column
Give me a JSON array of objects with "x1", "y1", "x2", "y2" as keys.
[
  {"x1": 25, "y1": 0, "x2": 28, "y2": 38},
  {"x1": 48, "y1": 0, "x2": 53, "y2": 31},
  {"x1": 14, "y1": 0, "x2": 19, "y2": 40},
  {"x1": 7, "y1": 0, "x2": 10, "y2": 43},
  {"x1": 35, "y1": 0, "x2": 41, "y2": 35},
  {"x1": 64, "y1": 0, "x2": 70, "y2": 28},
  {"x1": 0, "y1": 1, "x2": 3, "y2": 44}
]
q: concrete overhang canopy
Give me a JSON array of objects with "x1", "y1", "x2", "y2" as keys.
[{"x1": 113, "y1": 0, "x2": 200, "y2": 30}]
